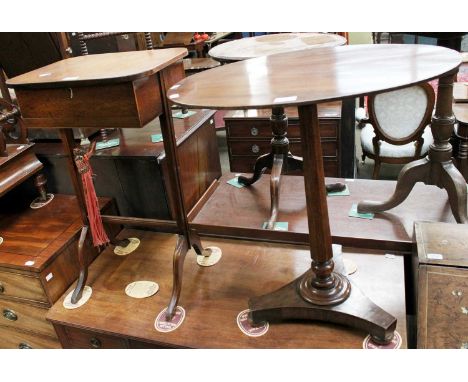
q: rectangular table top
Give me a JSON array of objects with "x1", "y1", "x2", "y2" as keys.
[
  {"x1": 47, "y1": 229, "x2": 407, "y2": 348},
  {"x1": 191, "y1": 173, "x2": 456, "y2": 253}
]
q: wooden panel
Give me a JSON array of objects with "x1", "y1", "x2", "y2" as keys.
[
  {"x1": 16, "y1": 76, "x2": 162, "y2": 129},
  {"x1": 0, "y1": 270, "x2": 47, "y2": 303},
  {"x1": 229, "y1": 140, "x2": 336, "y2": 157},
  {"x1": 56, "y1": 325, "x2": 128, "y2": 349},
  {"x1": 226, "y1": 120, "x2": 338, "y2": 139},
  {"x1": 0, "y1": 325, "x2": 60, "y2": 349},
  {"x1": 230, "y1": 156, "x2": 338, "y2": 177},
  {"x1": 0, "y1": 299, "x2": 56, "y2": 337},
  {"x1": 47, "y1": 230, "x2": 407, "y2": 349},
  {"x1": 0, "y1": 144, "x2": 43, "y2": 197},
  {"x1": 417, "y1": 265, "x2": 468, "y2": 349},
  {"x1": 191, "y1": 173, "x2": 457, "y2": 252}
]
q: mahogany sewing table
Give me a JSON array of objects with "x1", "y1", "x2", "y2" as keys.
[
  {"x1": 209, "y1": 33, "x2": 347, "y2": 229},
  {"x1": 168, "y1": 44, "x2": 462, "y2": 344},
  {"x1": 5, "y1": 49, "x2": 214, "y2": 319}
]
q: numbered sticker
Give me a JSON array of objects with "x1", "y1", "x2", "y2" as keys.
[
  {"x1": 63, "y1": 286, "x2": 93, "y2": 310},
  {"x1": 363, "y1": 331, "x2": 402, "y2": 349},
  {"x1": 237, "y1": 309, "x2": 269, "y2": 337},
  {"x1": 155, "y1": 306, "x2": 186, "y2": 333}
]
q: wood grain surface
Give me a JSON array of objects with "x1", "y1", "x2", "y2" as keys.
[
  {"x1": 209, "y1": 32, "x2": 346, "y2": 62},
  {"x1": 6, "y1": 49, "x2": 187, "y2": 89},
  {"x1": 47, "y1": 229, "x2": 407, "y2": 348},
  {"x1": 190, "y1": 173, "x2": 457, "y2": 252},
  {"x1": 168, "y1": 44, "x2": 461, "y2": 109}
]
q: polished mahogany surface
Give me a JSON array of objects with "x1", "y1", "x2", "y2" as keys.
[
  {"x1": 47, "y1": 230, "x2": 407, "y2": 348},
  {"x1": 168, "y1": 44, "x2": 461, "y2": 110},
  {"x1": 6, "y1": 49, "x2": 187, "y2": 89},
  {"x1": 190, "y1": 173, "x2": 457, "y2": 252},
  {"x1": 209, "y1": 33, "x2": 346, "y2": 62}
]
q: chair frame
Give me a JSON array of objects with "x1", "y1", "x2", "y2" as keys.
[{"x1": 362, "y1": 82, "x2": 435, "y2": 178}]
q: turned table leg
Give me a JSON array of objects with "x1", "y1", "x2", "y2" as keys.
[
  {"x1": 455, "y1": 120, "x2": 468, "y2": 182},
  {"x1": 249, "y1": 104, "x2": 397, "y2": 343},
  {"x1": 358, "y1": 72, "x2": 468, "y2": 224}
]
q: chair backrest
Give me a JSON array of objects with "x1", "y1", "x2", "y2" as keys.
[
  {"x1": 367, "y1": 82, "x2": 435, "y2": 145},
  {"x1": 75, "y1": 32, "x2": 153, "y2": 56}
]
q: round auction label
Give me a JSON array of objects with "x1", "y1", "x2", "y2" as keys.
[
  {"x1": 155, "y1": 306, "x2": 186, "y2": 333},
  {"x1": 237, "y1": 309, "x2": 269, "y2": 337},
  {"x1": 0, "y1": 237, "x2": 3, "y2": 245},
  {"x1": 343, "y1": 258, "x2": 358, "y2": 275},
  {"x1": 197, "y1": 246, "x2": 222, "y2": 267},
  {"x1": 30, "y1": 193, "x2": 55, "y2": 209},
  {"x1": 63, "y1": 286, "x2": 93, "y2": 309},
  {"x1": 125, "y1": 281, "x2": 159, "y2": 299},
  {"x1": 363, "y1": 331, "x2": 402, "y2": 349},
  {"x1": 114, "y1": 238, "x2": 141, "y2": 256}
]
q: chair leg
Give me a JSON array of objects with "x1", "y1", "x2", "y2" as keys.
[
  {"x1": 372, "y1": 160, "x2": 381, "y2": 179},
  {"x1": 361, "y1": 153, "x2": 366, "y2": 164}
]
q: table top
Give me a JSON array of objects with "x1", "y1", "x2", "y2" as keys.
[
  {"x1": 209, "y1": 32, "x2": 346, "y2": 62},
  {"x1": 47, "y1": 229, "x2": 407, "y2": 348},
  {"x1": 6, "y1": 49, "x2": 187, "y2": 89},
  {"x1": 191, "y1": 173, "x2": 458, "y2": 253},
  {"x1": 168, "y1": 44, "x2": 461, "y2": 110}
]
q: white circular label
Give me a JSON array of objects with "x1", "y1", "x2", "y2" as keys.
[
  {"x1": 155, "y1": 306, "x2": 186, "y2": 333},
  {"x1": 197, "y1": 246, "x2": 222, "y2": 267},
  {"x1": 63, "y1": 286, "x2": 93, "y2": 309},
  {"x1": 125, "y1": 281, "x2": 159, "y2": 299},
  {"x1": 236, "y1": 309, "x2": 269, "y2": 337},
  {"x1": 30, "y1": 193, "x2": 55, "y2": 209},
  {"x1": 343, "y1": 258, "x2": 358, "y2": 275},
  {"x1": 114, "y1": 238, "x2": 141, "y2": 256},
  {"x1": 363, "y1": 331, "x2": 402, "y2": 349},
  {"x1": 0, "y1": 237, "x2": 3, "y2": 245}
]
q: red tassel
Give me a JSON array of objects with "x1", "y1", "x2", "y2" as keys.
[{"x1": 75, "y1": 148, "x2": 109, "y2": 247}]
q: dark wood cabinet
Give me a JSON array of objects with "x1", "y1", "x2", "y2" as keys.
[
  {"x1": 223, "y1": 101, "x2": 355, "y2": 178},
  {"x1": 33, "y1": 109, "x2": 221, "y2": 220}
]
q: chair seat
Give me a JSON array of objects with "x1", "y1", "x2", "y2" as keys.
[{"x1": 361, "y1": 123, "x2": 433, "y2": 158}]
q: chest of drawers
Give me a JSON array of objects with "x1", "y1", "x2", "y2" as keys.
[
  {"x1": 414, "y1": 221, "x2": 468, "y2": 349},
  {"x1": 0, "y1": 194, "x2": 117, "y2": 348},
  {"x1": 223, "y1": 101, "x2": 355, "y2": 178}
]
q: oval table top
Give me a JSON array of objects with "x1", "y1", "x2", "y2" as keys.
[
  {"x1": 6, "y1": 48, "x2": 188, "y2": 89},
  {"x1": 209, "y1": 32, "x2": 346, "y2": 62},
  {"x1": 168, "y1": 44, "x2": 461, "y2": 110}
]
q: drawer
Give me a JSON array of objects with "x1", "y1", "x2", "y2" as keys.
[
  {"x1": 0, "y1": 270, "x2": 47, "y2": 304},
  {"x1": 230, "y1": 156, "x2": 339, "y2": 177},
  {"x1": 226, "y1": 119, "x2": 338, "y2": 139},
  {"x1": 0, "y1": 299, "x2": 56, "y2": 338},
  {"x1": 229, "y1": 140, "x2": 337, "y2": 157},
  {"x1": 57, "y1": 325, "x2": 128, "y2": 349},
  {"x1": 417, "y1": 265, "x2": 468, "y2": 349},
  {"x1": 0, "y1": 325, "x2": 60, "y2": 349}
]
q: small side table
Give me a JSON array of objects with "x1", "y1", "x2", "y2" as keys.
[{"x1": 210, "y1": 33, "x2": 347, "y2": 228}]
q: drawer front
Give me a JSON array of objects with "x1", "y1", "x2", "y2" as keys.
[
  {"x1": 418, "y1": 265, "x2": 468, "y2": 349},
  {"x1": 229, "y1": 140, "x2": 337, "y2": 157},
  {"x1": 230, "y1": 156, "x2": 339, "y2": 177},
  {"x1": 0, "y1": 299, "x2": 56, "y2": 337},
  {"x1": 226, "y1": 119, "x2": 338, "y2": 139},
  {"x1": 0, "y1": 270, "x2": 47, "y2": 304},
  {"x1": 58, "y1": 325, "x2": 128, "y2": 349},
  {"x1": 0, "y1": 326, "x2": 60, "y2": 349}
]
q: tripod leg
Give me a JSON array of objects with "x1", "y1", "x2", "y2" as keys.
[
  {"x1": 71, "y1": 226, "x2": 89, "y2": 304},
  {"x1": 238, "y1": 152, "x2": 273, "y2": 186},
  {"x1": 166, "y1": 235, "x2": 189, "y2": 320},
  {"x1": 358, "y1": 158, "x2": 430, "y2": 213},
  {"x1": 265, "y1": 154, "x2": 284, "y2": 229},
  {"x1": 441, "y1": 162, "x2": 468, "y2": 223}
]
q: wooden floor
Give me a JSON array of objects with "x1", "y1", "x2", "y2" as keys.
[{"x1": 47, "y1": 229, "x2": 407, "y2": 348}]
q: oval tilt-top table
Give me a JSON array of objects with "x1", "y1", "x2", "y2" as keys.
[
  {"x1": 210, "y1": 33, "x2": 347, "y2": 229},
  {"x1": 168, "y1": 44, "x2": 462, "y2": 343}
]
